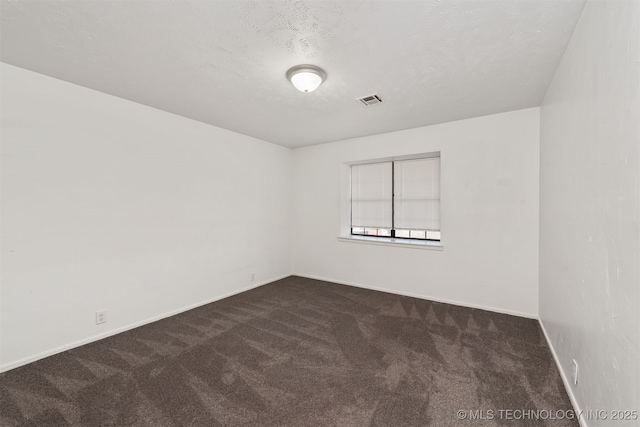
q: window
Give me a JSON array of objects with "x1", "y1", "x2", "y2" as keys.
[{"x1": 350, "y1": 155, "x2": 440, "y2": 242}]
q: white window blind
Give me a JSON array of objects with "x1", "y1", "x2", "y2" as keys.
[
  {"x1": 351, "y1": 162, "x2": 393, "y2": 228},
  {"x1": 394, "y1": 157, "x2": 441, "y2": 231}
]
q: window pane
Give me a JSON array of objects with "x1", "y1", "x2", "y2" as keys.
[
  {"x1": 378, "y1": 228, "x2": 391, "y2": 237},
  {"x1": 365, "y1": 228, "x2": 378, "y2": 236},
  {"x1": 352, "y1": 227, "x2": 364, "y2": 235},
  {"x1": 426, "y1": 230, "x2": 441, "y2": 241},
  {"x1": 410, "y1": 230, "x2": 426, "y2": 239},
  {"x1": 395, "y1": 229, "x2": 410, "y2": 238}
]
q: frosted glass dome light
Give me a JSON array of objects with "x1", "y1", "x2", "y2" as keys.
[{"x1": 286, "y1": 65, "x2": 326, "y2": 93}]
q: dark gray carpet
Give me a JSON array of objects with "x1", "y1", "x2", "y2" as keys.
[{"x1": 0, "y1": 276, "x2": 577, "y2": 426}]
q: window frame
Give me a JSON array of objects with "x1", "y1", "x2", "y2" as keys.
[{"x1": 348, "y1": 152, "x2": 441, "y2": 244}]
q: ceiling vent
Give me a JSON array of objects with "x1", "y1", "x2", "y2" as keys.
[{"x1": 357, "y1": 94, "x2": 383, "y2": 106}]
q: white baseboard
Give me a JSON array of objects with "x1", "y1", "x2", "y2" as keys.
[
  {"x1": 292, "y1": 273, "x2": 538, "y2": 319},
  {"x1": 538, "y1": 319, "x2": 587, "y2": 427},
  {"x1": 0, "y1": 273, "x2": 290, "y2": 373}
]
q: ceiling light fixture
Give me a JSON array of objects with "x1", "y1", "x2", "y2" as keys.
[{"x1": 286, "y1": 64, "x2": 326, "y2": 93}]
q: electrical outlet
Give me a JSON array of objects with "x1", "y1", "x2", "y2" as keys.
[
  {"x1": 250, "y1": 273, "x2": 255, "y2": 282},
  {"x1": 572, "y1": 359, "x2": 579, "y2": 385},
  {"x1": 96, "y1": 310, "x2": 107, "y2": 325}
]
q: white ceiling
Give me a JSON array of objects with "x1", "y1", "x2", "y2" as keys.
[{"x1": 0, "y1": 0, "x2": 585, "y2": 148}]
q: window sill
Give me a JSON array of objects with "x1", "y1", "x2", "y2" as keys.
[{"x1": 337, "y1": 235, "x2": 443, "y2": 250}]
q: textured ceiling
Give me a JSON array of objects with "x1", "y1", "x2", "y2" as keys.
[{"x1": 0, "y1": 0, "x2": 585, "y2": 148}]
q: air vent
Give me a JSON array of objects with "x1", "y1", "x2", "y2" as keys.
[{"x1": 357, "y1": 93, "x2": 383, "y2": 106}]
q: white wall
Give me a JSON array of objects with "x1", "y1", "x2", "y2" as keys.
[
  {"x1": 0, "y1": 63, "x2": 292, "y2": 371},
  {"x1": 292, "y1": 108, "x2": 540, "y2": 317},
  {"x1": 539, "y1": 1, "x2": 640, "y2": 425}
]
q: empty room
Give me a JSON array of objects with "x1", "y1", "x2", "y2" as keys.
[{"x1": 0, "y1": 0, "x2": 638, "y2": 426}]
